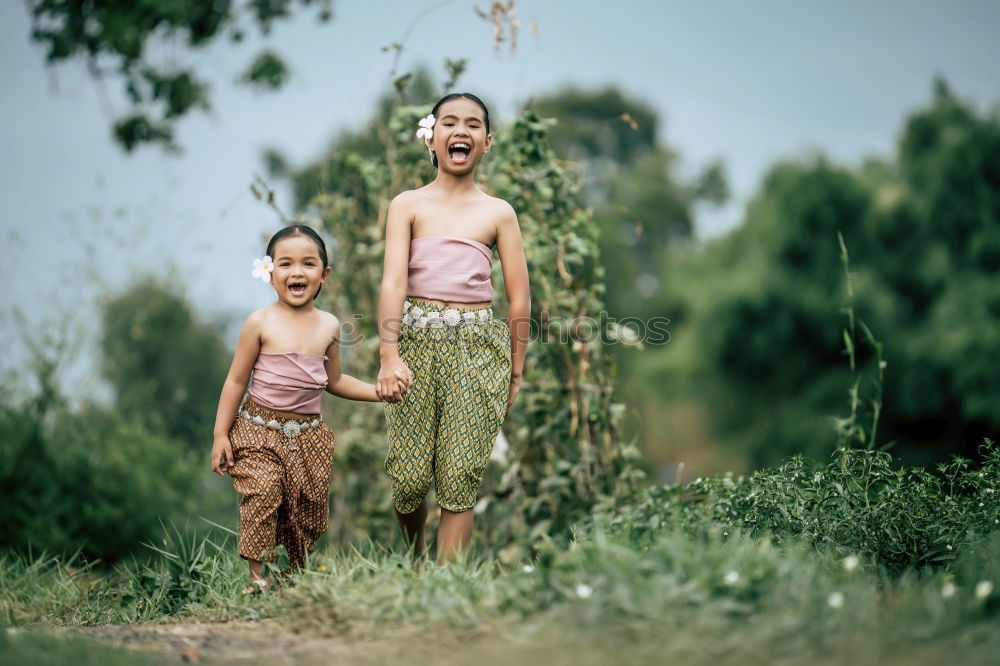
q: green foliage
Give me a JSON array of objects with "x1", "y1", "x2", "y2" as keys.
[
  {"x1": 238, "y1": 49, "x2": 291, "y2": 90},
  {"x1": 607, "y1": 441, "x2": 1000, "y2": 573},
  {"x1": 524, "y1": 86, "x2": 728, "y2": 320},
  {"x1": 0, "y1": 398, "x2": 200, "y2": 564},
  {"x1": 28, "y1": 0, "x2": 333, "y2": 151},
  {"x1": 99, "y1": 278, "x2": 230, "y2": 449},
  {"x1": 647, "y1": 80, "x2": 1000, "y2": 466}
]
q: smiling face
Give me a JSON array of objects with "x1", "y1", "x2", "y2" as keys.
[
  {"x1": 428, "y1": 97, "x2": 492, "y2": 175},
  {"x1": 269, "y1": 234, "x2": 331, "y2": 307}
]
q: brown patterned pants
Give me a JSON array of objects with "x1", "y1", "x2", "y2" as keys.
[{"x1": 227, "y1": 397, "x2": 335, "y2": 568}]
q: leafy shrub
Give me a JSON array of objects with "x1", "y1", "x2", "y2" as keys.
[
  {"x1": 0, "y1": 398, "x2": 202, "y2": 564},
  {"x1": 604, "y1": 441, "x2": 999, "y2": 572}
]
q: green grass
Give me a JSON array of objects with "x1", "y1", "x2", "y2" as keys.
[
  {"x1": 3, "y1": 443, "x2": 998, "y2": 664},
  {"x1": 2, "y1": 526, "x2": 997, "y2": 664}
]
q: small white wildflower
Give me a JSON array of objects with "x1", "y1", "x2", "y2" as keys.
[
  {"x1": 827, "y1": 591, "x2": 844, "y2": 609},
  {"x1": 941, "y1": 581, "x2": 957, "y2": 598},
  {"x1": 723, "y1": 570, "x2": 740, "y2": 585},
  {"x1": 843, "y1": 555, "x2": 860, "y2": 572},
  {"x1": 522, "y1": 565, "x2": 534, "y2": 573},
  {"x1": 985, "y1": 488, "x2": 995, "y2": 493},
  {"x1": 946, "y1": 544, "x2": 953, "y2": 551},
  {"x1": 575, "y1": 584, "x2": 593, "y2": 599},
  {"x1": 975, "y1": 580, "x2": 994, "y2": 601}
]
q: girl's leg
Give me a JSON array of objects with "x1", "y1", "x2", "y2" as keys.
[
  {"x1": 394, "y1": 500, "x2": 429, "y2": 556},
  {"x1": 437, "y1": 507, "x2": 473, "y2": 563},
  {"x1": 248, "y1": 558, "x2": 266, "y2": 582}
]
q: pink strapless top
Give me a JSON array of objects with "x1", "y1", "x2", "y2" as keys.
[
  {"x1": 249, "y1": 352, "x2": 328, "y2": 415},
  {"x1": 406, "y1": 236, "x2": 493, "y2": 303}
]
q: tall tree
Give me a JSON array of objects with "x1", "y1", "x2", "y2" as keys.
[{"x1": 27, "y1": 0, "x2": 333, "y2": 151}]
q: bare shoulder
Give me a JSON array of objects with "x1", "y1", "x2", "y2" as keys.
[
  {"x1": 315, "y1": 309, "x2": 341, "y2": 342},
  {"x1": 244, "y1": 307, "x2": 268, "y2": 330},
  {"x1": 478, "y1": 191, "x2": 515, "y2": 216},
  {"x1": 390, "y1": 189, "x2": 420, "y2": 209},
  {"x1": 484, "y1": 194, "x2": 518, "y2": 229}
]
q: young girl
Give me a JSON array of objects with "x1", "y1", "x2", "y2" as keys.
[
  {"x1": 211, "y1": 224, "x2": 410, "y2": 594},
  {"x1": 376, "y1": 92, "x2": 531, "y2": 562}
]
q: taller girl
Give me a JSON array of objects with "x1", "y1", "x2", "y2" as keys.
[{"x1": 376, "y1": 93, "x2": 530, "y2": 562}]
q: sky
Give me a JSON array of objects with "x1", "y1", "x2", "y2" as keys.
[{"x1": 1, "y1": 0, "x2": 998, "y2": 399}]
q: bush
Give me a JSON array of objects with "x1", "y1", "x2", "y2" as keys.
[
  {"x1": 604, "y1": 440, "x2": 1000, "y2": 572},
  {"x1": 0, "y1": 399, "x2": 202, "y2": 564}
]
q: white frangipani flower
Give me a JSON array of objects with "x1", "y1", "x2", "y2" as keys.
[
  {"x1": 416, "y1": 113, "x2": 435, "y2": 140},
  {"x1": 723, "y1": 570, "x2": 740, "y2": 585},
  {"x1": 828, "y1": 591, "x2": 844, "y2": 609},
  {"x1": 252, "y1": 255, "x2": 274, "y2": 283},
  {"x1": 575, "y1": 584, "x2": 593, "y2": 599},
  {"x1": 843, "y1": 555, "x2": 860, "y2": 572},
  {"x1": 975, "y1": 580, "x2": 994, "y2": 601}
]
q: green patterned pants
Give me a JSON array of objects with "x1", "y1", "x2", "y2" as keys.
[{"x1": 384, "y1": 299, "x2": 512, "y2": 513}]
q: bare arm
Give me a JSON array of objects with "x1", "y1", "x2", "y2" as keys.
[
  {"x1": 376, "y1": 192, "x2": 416, "y2": 401},
  {"x1": 324, "y1": 319, "x2": 380, "y2": 402},
  {"x1": 211, "y1": 311, "x2": 263, "y2": 474},
  {"x1": 496, "y1": 203, "x2": 531, "y2": 416}
]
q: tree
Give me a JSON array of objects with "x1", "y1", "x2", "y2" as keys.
[
  {"x1": 523, "y1": 86, "x2": 727, "y2": 319},
  {"x1": 27, "y1": 0, "x2": 333, "y2": 152},
  {"x1": 645, "y1": 79, "x2": 1000, "y2": 468},
  {"x1": 100, "y1": 278, "x2": 231, "y2": 448}
]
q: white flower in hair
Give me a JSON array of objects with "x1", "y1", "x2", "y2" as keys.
[
  {"x1": 415, "y1": 113, "x2": 435, "y2": 140},
  {"x1": 252, "y1": 255, "x2": 274, "y2": 283}
]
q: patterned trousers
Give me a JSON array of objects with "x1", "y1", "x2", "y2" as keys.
[
  {"x1": 384, "y1": 299, "x2": 512, "y2": 514},
  {"x1": 227, "y1": 397, "x2": 335, "y2": 567}
]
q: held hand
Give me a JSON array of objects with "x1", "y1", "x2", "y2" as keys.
[
  {"x1": 211, "y1": 437, "x2": 234, "y2": 476},
  {"x1": 505, "y1": 375, "x2": 522, "y2": 419},
  {"x1": 377, "y1": 360, "x2": 413, "y2": 403}
]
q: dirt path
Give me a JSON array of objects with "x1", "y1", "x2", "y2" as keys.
[{"x1": 77, "y1": 620, "x2": 367, "y2": 665}]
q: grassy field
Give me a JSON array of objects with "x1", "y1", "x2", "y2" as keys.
[{"x1": 3, "y1": 446, "x2": 999, "y2": 665}]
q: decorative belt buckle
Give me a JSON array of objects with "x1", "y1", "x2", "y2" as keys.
[{"x1": 282, "y1": 420, "x2": 302, "y2": 450}]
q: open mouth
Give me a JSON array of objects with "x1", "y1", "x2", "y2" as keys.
[
  {"x1": 448, "y1": 142, "x2": 471, "y2": 164},
  {"x1": 288, "y1": 282, "x2": 308, "y2": 297}
]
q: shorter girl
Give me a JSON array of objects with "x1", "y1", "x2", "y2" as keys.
[{"x1": 211, "y1": 224, "x2": 409, "y2": 594}]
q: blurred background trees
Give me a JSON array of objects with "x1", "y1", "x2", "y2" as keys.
[
  {"x1": 8, "y1": 0, "x2": 999, "y2": 562},
  {"x1": 638, "y1": 79, "x2": 999, "y2": 470}
]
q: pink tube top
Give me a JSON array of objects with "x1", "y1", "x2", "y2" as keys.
[
  {"x1": 406, "y1": 236, "x2": 493, "y2": 303},
  {"x1": 248, "y1": 352, "x2": 328, "y2": 415}
]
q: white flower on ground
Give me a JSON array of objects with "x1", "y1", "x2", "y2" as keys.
[
  {"x1": 522, "y1": 565, "x2": 534, "y2": 573},
  {"x1": 828, "y1": 591, "x2": 844, "y2": 609},
  {"x1": 416, "y1": 113, "x2": 435, "y2": 140},
  {"x1": 723, "y1": 570, "x2": 740, "y2": 585},
  {"x1": 252, "y1": 255, "x2": 274, "y2": 283},
  {"x1": 975, "y1": 580, "x2": 994, "y2": 601},
  {"x1": 575, "y1": 584, "x2": 593, "y2": 599},
  {"x1": 843, "y1": 555, "x2": 860, "y2": 572},
  {"x1": 941, "y1": 581, "x2": 957, "y2": 598}
]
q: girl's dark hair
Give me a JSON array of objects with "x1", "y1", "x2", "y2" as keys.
[
  {"x1": 429, "y1": 92, "x2": 491, "y2": 168},
  {"x1": 265, "y1": 224, "x2": 330, "y2": 300}
]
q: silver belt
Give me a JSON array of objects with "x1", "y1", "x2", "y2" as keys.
[
  {"x1": 240, "y1": 409, "x2": 322, "y2": 451},
  {"x1": 402, "y1": 299, "x2": 492, "y2": 328}
]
